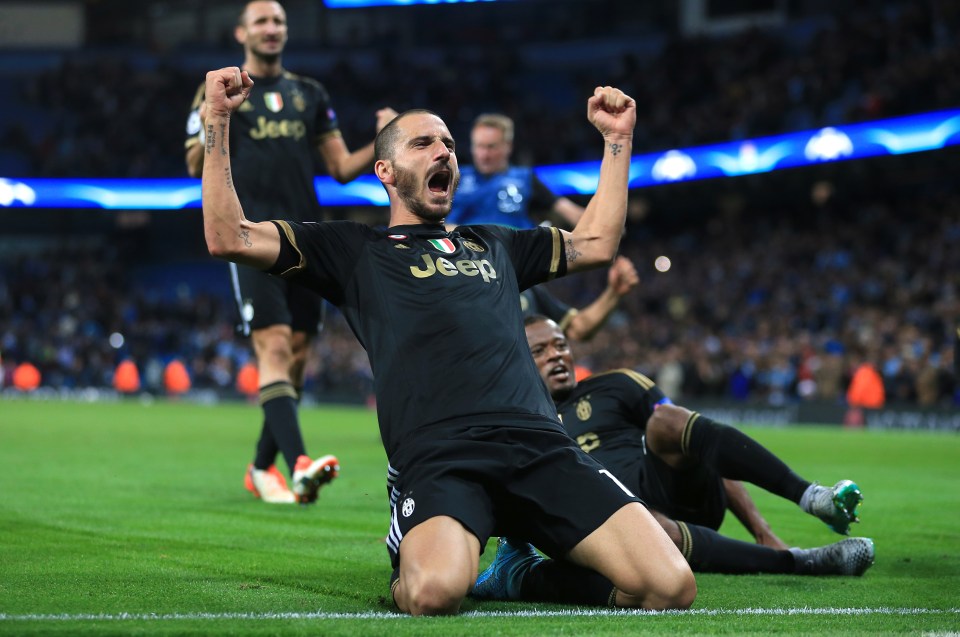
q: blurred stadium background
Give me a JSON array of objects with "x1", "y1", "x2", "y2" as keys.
[{"x1": 0, "y1": 0, "x2": 957, "y2": 430}]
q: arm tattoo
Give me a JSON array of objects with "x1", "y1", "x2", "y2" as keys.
[
  {"x1": 565, "y1": 238, "x2": 582, "y2": 263},
  {"x1": 608, "y1": 142, "x2": 623, "y2": 156},
  {"x1": 239, "y1": 228, "x2": 253, "y2": 248},
  {"x1": 224, "y1": 167, "x2": 234, "y2": 192},
  {"x1": 219, "y1": 122, "x2": 227, "y2": 156},
  {"x1": 205, "y1": 124, "x2": 215, "y2": 155}
]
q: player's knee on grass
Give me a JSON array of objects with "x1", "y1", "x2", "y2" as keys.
[
  {"x1": 613, "y1": 558, "x2": 697, "y2": 611},
  {"x1": 395, "y1": 516, "x2": 480, "y2": 615},
  {"x1": 576, "y1": 505, "x2": 696, "y2": 611},
  {"x1": 399, "y1": 567, "x2": 472, "y2": 616}
]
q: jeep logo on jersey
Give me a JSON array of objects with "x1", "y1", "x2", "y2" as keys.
[
  {"x1": 409, "y1": 254, "x2": 497, "y2": 282},
  {"x1": 250, "y1": 116, "x2": 307, "y2": 141}
]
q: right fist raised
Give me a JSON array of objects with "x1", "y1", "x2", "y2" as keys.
[{"x1": 205, "y1": 67, "x2": 254, "y2": 118}]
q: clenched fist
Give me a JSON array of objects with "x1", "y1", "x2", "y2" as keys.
[
  {"x1": 204, "y1": 67, "x2": 255, "y2": 119},
  {"x1": 587, "y1": 86, "x2": 636, "y2": 141}
]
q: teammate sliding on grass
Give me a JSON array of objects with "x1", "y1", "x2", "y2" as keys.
[{"x1": 470, "y1": 317, "x2": 874, "y2": 605}]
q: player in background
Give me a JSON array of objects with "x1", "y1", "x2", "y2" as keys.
[
  {"x1": 185, "y1": 1, "x2": 397, "y2": 505},
  {"x1": 445, "y1": 113, "x2": 637, "y2": 340},
  {"x1": 446, "y1": 113, "x2": 584, "y2": 230},
  {"x1": 474, "y1": 316, "x2": 874, "y2": 603},
  {"x1": 200, "y1": 66, "x2": 696, "y2": 614}
]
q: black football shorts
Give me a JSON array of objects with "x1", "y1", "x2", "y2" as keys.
[
  {"x1": 230, "y1": 262, "x2": 324, "y2": 336},
  {"x1": 385, "y1": 420, "x2": 643, "y2": 568}
]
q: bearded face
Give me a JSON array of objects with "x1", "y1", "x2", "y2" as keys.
[
  {"x1": 237, "y1": 1, "x2": 288, "y2": 64},
  {"x1": 393, "y1": 159, "x2": 459, "y2": 223}
]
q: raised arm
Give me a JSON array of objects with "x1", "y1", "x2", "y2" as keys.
[
  {"x1": 201, "y1": 67, "x2": 281, "y2": 269},
  {"x1": 318, "y1": 107, "x2": 398, "y2": 184},
  {"x1": 560, "y1": 86, "x2": 635, "y2": 273},
  {"x1": 185, "y1": 100, "x2": 206, "y2": 178},
  {"x1": 565, "y1": 256, "x2": 639, "y2": 341}
]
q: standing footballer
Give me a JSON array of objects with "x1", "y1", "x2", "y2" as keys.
[{"x1": 185, "y1": 1, "x2": 396, "y2": 505}]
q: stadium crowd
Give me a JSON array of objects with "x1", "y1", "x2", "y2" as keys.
[
  {"x1": 1, "y1": 0, "x2": 957, "y2": 407},
  {"x1": 2, "y1": 1, "x2": 959, "y2": 177},
  {"x1": 2, "y1": 158, "x2": 956, "y2": 407}
]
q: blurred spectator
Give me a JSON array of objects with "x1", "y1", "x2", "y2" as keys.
[{"x1": 846, "y1": 348, "x2": 886, "y2": 409}]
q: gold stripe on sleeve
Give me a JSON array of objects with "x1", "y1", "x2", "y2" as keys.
[
  {"x1": 315, "y1": 129, "x2": 343, "y2": 147},
  {"x1": 591, "y1": 368, "x2": 655, "y2": 390},
  {"x1": 273, "y1": 220, "x2": 307, "y2": 276},
  {"x1": 680, "y1": 412, "x2": 701, "y2": 457},
  {"x1": 557, "y1": 309, "x2": 579, "y2": 332},
  {"x1": 548, "y1": 226, "x2": 562, "y2": 280}
]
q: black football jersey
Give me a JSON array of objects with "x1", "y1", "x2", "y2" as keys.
[
  {"x1": 555, "y1": 369, "x2": 669, "y2": 492},
  {"x1": 270, "y1": 220, "x2": 568, "y2": 459},
  {"x1": 186, "y1": 71, "x2": 339, "y2": 222}
]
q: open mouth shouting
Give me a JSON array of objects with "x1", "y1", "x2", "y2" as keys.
[
  {"x1": 428, "y1": 168, "x2": 453, "y2": 197},
  {"x1": 547, "y1": 362, "x2": 571, "y2": 384}
]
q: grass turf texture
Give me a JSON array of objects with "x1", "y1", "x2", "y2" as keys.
[{"x1": 0, "y1": 399, "x2": 957, "y2": 636}]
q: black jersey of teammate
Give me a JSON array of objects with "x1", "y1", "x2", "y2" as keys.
[
  {"x1": 269, "y1": 220, "x2": 568, "y2": 459},
  {"x1": 520, "y1": 285, "x2": 576, "y2": 331},
  {"x1": 185, "y1": 71, "x2": 339, "y2": 222},
  {"x1": 555, "y1": 369, "x2": 667, "y2": 493}
]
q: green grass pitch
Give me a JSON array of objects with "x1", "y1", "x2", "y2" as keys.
[{"x1": 0, "y1": 399, "x2": 957, "y2": 636}]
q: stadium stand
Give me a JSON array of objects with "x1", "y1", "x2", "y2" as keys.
[{"x1": 0, "y1": 0, "x2": 956, "y2": 410}]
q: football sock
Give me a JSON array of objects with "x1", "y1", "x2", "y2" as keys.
[
  {"x1": 252, "y1": 419, "x2": 279, "y2": 470},
  {"x1": 682, "y1": 413, "x2": 809, "y2": 503},
  {"x1": 521, "y1": 559, "x2": 617, "y2": 607},
  {"x1": 679, "y1": 521, "x2": 794, "y2": 574},
  {"x1": 259, "y1": 381, "x2": 307, "y2": 475}
]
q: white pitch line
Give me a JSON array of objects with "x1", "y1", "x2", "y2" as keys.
[{"x1": 0, "y1": 607, "x2": 957, "y2": 622}]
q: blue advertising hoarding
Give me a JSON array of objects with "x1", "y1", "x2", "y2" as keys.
[{"x1": 2, "y1": 109, "x2": 958, "y2": 209}]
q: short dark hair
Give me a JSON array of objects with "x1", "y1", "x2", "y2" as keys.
[
  {"x1": 524, "y1": 314, "x2": 553, "y2": 327},
  {"x1": 238, "y1": 0, "x2": 282, "y2": 26},
  {"x1": 374, "y1": 109, "x2": 439, "y2": 162}
]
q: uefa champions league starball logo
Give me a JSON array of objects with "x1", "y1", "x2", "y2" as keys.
[{"x1": 401, "y1": 498, "x2": 415, "y2": 517}]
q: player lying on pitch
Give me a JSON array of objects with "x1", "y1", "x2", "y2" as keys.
[{"x1": 472, "y1": 316, "x2": 874, "y2": 604}]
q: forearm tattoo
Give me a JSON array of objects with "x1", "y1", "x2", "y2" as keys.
[
  {"x1": 224, "y1": 167, "x2": 234, "y2": 192},
  {"x1": 608, "y1": 142, "x2": 623, "y2": 156},
  {"x1": 239, "y1": 228, "x2": 252, "y2": 248},
  {"x1": 565, "y1": 238, "x2": 582, "y2": 263},
  {"x1": 205, "y1": 124, "x2": 215, "y2": 155},
  {"x1": 219, "y1": 122, "x2": 227, "y2": 156}
]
